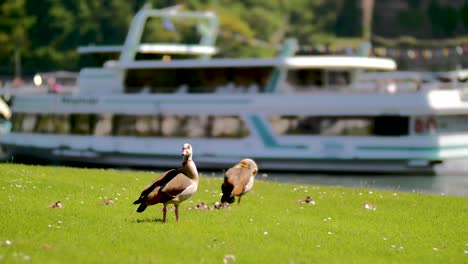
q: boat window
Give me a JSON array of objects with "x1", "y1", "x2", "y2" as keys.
[
  {"x1": 124, "y1": 67, "x2": 272, "y2": 94},
  {"x1": 113, "y1": 114, "x2": 249, "y2": 138},
  {"x1": 79, "y1": 53, "x2": 120, "y2": 68},
  {"x1": 141, "y1": 17, "x2": 201, "y2": 46},
  {"x1": 269, "y1": 115, "x2": 409, "y2": 136},
  {"x1": 286, "y1": 69, "x2": 322, "y2": 88},
  {"x1": 269, "y1": 116, "x2": 373, "y2": 136},
  {"x1": 413, "y1": 115, "x2": 468, "y2": 135},
  {"x1": 12, "y1": 113, "x2": 107, "y2": 135},
  {"x1": 36, "y1": 115, "x2": 71, "y2": 134},
  {"x1": 135, "y1": 16, "x2": 207, "y2": 61},
  {"x1": 113, "y1": 115, "x2": 161, "y2": 136},
  {"x1": 94, "y1": 114, "x2": 113, "y2": 136},
  {"x1": 285, "y1": 69, "x2": 351, "y2": 92},
  {"x1": 12, "y1": 114, "x2": 37, "y2": 133},
  {"x1": 70, "y1": 114, "x2": 98, "y2": 135},
  {"x1": 373, "y1": 115, "x2": 409, "y2": 136},
  {"x1": 12, "y1": 113, "x2": 249, "y2": 138}
]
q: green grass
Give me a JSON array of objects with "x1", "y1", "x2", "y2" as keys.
[{"x1": 0, "y1": 163, "x2": 466, "y2": 263}]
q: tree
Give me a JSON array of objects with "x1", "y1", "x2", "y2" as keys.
[
  {"x1": 439, "y1": 6, "x2": 458, "y2": 37},
  {"x1": 0, "y1": 0, "x2": 35, "y2": 77},
  {"x1": 397, "y1": 10, "x2": 426, "y2": 37},
  {"x1": 462, "y1": 3, "x2": 468, "y2": 31},
  {"x1": 334, "y1": 0, "x2": 361, "y2": 38}
]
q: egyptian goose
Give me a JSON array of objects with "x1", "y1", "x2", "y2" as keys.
[
  {"x1": 221, "y1": 159, "x2": 258, "y2": 205},
  {"x1": 133, "y1": 143, "x2": 198, "y2": 222}
]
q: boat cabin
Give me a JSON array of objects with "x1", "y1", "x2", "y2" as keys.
[{"x1": 77, "y1": 7, "x2": 396, "y2": 95}]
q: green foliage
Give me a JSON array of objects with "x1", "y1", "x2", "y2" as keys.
[
  {"x1": 213, "y1": 5, "x2": 277, "y2": 58},
  {"x1": 406, "y1": 0, "x2": 421, "y2": 9},
  {"x1": 428, "y1": 0, "x2": 459, "y2": 38},
  {"x1": 462, "y1": 4, "x2": 468, "y2": 31},
  {"x1": 0, "y1": 0, "x2": 35, "y2": 74},
  {"x1": 0, "y1": 0, "x2": 34, "y2": 50},
  {"x1": 334, "y1": 0, "x2": 361, "y2": 38},
  {"x1": 0, "y1": 163, "x2": 466, "y2": 263},
  {"x1": 244, "y1": 7, "x2": 282, "y2": 43},
  {"x1": 397, "y1": 10, "x2": 426, "y2": 36},
  {"x1": 285, "y1": 0, "x2": 325, "y2": 44},
  {"x1": 438, "y1": 6, "x2": 459, "y2": 37},
  {"x1": 0, "y1": 0, "x2": 466, "y2": 76}
]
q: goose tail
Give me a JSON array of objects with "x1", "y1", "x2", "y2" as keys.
[{"x1": 136, "y1": 203, "x2": 148, "y2": 213}]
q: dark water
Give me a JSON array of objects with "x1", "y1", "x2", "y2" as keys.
[
  {"x1": 261, "y1": 160, "x2": 468, "y2": 197},
  {"x1": 262, "y1": 173, "x2": 468, "y2": 197}
]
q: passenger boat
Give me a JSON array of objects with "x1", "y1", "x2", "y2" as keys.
[{"x1": 2, "y1": 6, "x2": 468, "y2": 173}]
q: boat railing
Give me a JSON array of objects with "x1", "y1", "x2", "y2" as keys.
[
  {"x1": 120, "y1": 79, "x2": 468, "y2": 95},
  {"x1": 284, "y1": 80, "x2": 468, "y2": 94},
  {"x1": 0, "y1": 71, "x2": 78, "y2": 95},
  {"x1": 78, "y1": 43, "x2": 218, "y2": 57},
  {"x1": 78, "y1": 5, "x2": 219, "y2": 63}
]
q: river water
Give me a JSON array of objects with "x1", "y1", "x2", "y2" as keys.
[
  {"x1": 263, "y1": 172, "x2": 467, "y2": 197},
  {"x1": 257, "y1": 160, "x2": 468, "y2": 197}
]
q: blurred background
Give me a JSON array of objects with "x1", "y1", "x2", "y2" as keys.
[{"x1": 1, "y1": 0, "x2": 468, "y2": 80}]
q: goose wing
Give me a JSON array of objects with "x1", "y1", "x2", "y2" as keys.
[
  {"x1": 225, "y1": 167, "x2": 252, "y2": 196},
  {"x1": 144, "y1": 171, "x2": 193, "y2": 204},
  {"x1": 134, "y1": 169, "x2": 179, "y2": 203},
  {"x1": 160, "y1": 172, "x2": 193, "y2": 197}
]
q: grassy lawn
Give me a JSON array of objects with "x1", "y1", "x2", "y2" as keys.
[{"x1": 0, "y1": 163, "x2": 466, "y2": 263}]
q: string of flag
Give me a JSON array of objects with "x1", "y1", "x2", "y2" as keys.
[
  {"x1": 218, "y1": 29, "x2": 468, "y2": 60},
  {"x1": 368, "y1": 46, "x2": 465, "y2": 59},
  {"x1": 161, "y1": 17, "x2": 467, "y2": 60},
  {"x1": 296, "y1": 45, "x2": 467, "y2": 60}
]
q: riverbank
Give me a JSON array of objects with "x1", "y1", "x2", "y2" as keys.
[{"x1": 0, "y1": 163, "x2": 466, "y2": 263}]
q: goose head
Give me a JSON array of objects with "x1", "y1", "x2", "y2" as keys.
[
  {"x1": 182, "y1": 143, "x2": 193, "y2": 162},
  {"x1": 239, "y1": 158, "x2": 258, "y2": 176}
]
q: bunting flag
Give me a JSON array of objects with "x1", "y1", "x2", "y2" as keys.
[{"x1": 218, "y1": 29, "x2": 468, "y2": 60}]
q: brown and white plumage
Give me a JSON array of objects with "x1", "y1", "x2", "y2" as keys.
[
  {"x1": 133, "y1": 143, "x2": 198, "y2": 222},
  {"x1": 221, "y1": 159, "x2": 258, "y2": 205}
]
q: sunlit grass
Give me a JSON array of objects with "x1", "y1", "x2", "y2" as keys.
[{"x1": 0, "y1": 163, "x2": 466, "y2": 263}]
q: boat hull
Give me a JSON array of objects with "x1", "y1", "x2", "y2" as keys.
[{"x1": 3, "y1": 145, "x2": 437, "y2": 174}]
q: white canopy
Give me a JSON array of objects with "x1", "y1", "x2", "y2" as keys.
[{"x1": 116, "y1": 56, "x2": 397, "y2": 71}]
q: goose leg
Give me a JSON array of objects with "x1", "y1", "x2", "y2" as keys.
[
  {"x1": 162, "y1": 204, "x2": 167, "y2": 223},
  {"x1": 175, "y1": 204, "x2": 179, "y2": 222}
]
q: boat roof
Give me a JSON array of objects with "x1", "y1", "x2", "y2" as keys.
[
  {"x1": 78, "y1": 44, "x2": 218, "y2": 56},
  {"x1": 113, "y1": 56, "x2": 396, "y2": 71}
]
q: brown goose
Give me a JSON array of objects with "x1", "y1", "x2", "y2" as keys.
[
  {"x1": 221, "y1": 159, "x2": 258, "y2": 205},
  {"x1": 133, "y1": 143, "x2": 198, "y2": 222}
]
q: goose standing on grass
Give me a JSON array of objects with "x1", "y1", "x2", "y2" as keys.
[
  {"x1": 221, "y1": 159, "x2": 258, "y2": 205},
  {"x1": 133, "y1": 143, "x2": 198, "y2": 222}
]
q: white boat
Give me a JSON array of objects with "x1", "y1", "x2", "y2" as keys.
[{"x1": 2, "y1": 6, "x2": 468, "y2": 173}]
